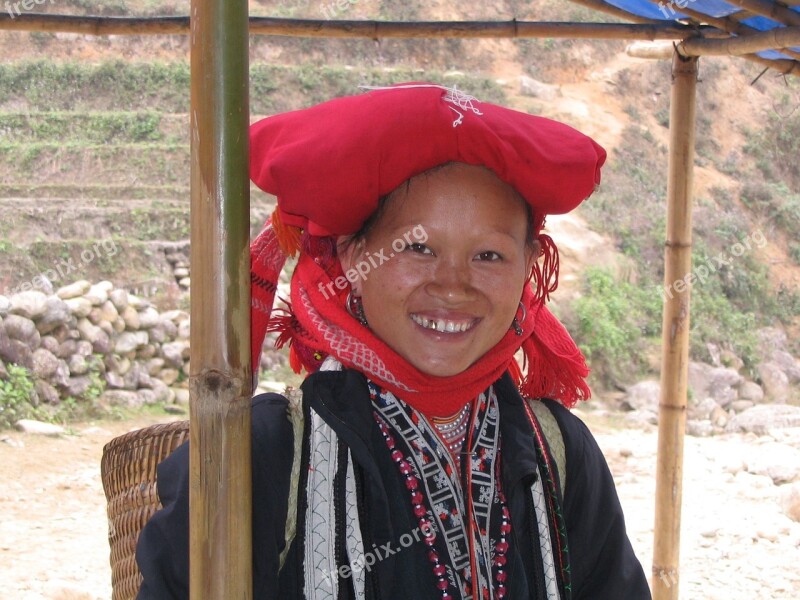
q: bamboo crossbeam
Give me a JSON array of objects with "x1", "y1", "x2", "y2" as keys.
[
  {"x1": 652, "y1": 52, "x2": 698, "y2": 600},
  {"x1": 727, "y1": 0, "x2": 800, "y2": 27},
  {"x1": 188, "y1": 0, "x2": 252, "y2": 597},
  {"x1": 0, "y1": 13, "x2": 699, "y2": 40},
  {"x1": 681, "y1": 26, "x2": 800, "y2": 56}
]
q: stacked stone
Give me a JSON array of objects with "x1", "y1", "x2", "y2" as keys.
[{"x1": 0, "y1": 281, "x2": 191, "y2": 410}]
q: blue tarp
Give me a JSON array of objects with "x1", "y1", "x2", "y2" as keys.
[{"x1": 595, "y1": 0, "x2": 800, "y2": 62}]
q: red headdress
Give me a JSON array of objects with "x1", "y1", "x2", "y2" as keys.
[{"x1": 250, "y1": 83, "x2": 606, "y2": 417}]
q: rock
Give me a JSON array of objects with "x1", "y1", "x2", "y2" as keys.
[
  {"x1": 9, "y1": 291, "x2": 49, "y2": 319},
  {"x1": 35, "y1": 296, "x2": 72, "y2": 335},
  {"x1": 746, "y1": 443, "x2": 800, "y2": 484},
  {"x1": 97, "y1": 319, "x2": 113, "y2": 337},
  {"x1": 164, "y1": 405, "x2": 187, "y2": 415},
  {"x1": 174, "y1": 267, "x2": 190, "y2": 278},
  {"x1": 39, "y1": 335, "x2": 59, "y2": 355},
  {"x1": 127, "y1": 293, "x2": 148, "y2": 310},
  {"x1": 111, "y1": 316, "x2": 126, "y2": 333},
  {"x1": 0, "y1": 295, "x2": 10, "y2": 317},
  {"x1": 758, "y1": 362, "x2": 791, "y2": 402},
  {"x1": 173, "y1": 387, "x2": 190, "y2": 405},
  {"x1": 727, "y1": 405, "x2": 800, "y2": 434},
  {"x1": 4, "y1": 314, "x2": 39, "y2": 346},
  {"x1": 689, "y1": 397, "x2": 719, "y2": 421},
  {"x1": 31, "y1": 348, "x2": 59, "y2": 379},
  {"x1": 105, "y1": 371, "x2": 124, "y2": 389},
  {"x1": 34, "y1": 380, "x2": 59, "y2": 404},
  {"x1": 85, "y1": 283, "x2": 109, "y2": 306},
  {"x1": 710, "y1": 405, "x2": 729, "y2": 428},
  {"x1": 114, "y1": 331, "x2": 148, "y2": 354},
  {"x1": 147, "y1": 378, "x2": 172, "y2": 404},
  {"x1": 161, "y1": 310, "x2": 189, "y2": 324},
  {"x1": 122, "y1": 362, "x2": 145, "y2": 390},
  {"x1": 0, "y1": 337, "x2": 33, "y2": 369},
  {"x1": 688, "y1": 361, "x2": 714, "y2": 401},
  {"x1": 159, "y1": 368, "x2": 180, "y2": 386},
  {"x1": 708, "y1": 367, "x2": 743, "y2": 408},
  {"x1": 177, "y1": 319, "x2": 190, "y2": 340},
  {"x1": 147, "y1": 324, "x2": 166, "y2": 344},
  {"x1": 738, "y1": 381, "x2": 764, "y2": 403},
  {"x1": 687, "y1": 419, "x2": 714, "y2": 437},
  {"x1": 98, "y1": 300, "x2": 119, "y2": 322},
  {"x1": 780, "y1": 484, "x2": 800, "y2": 522},
  {"x1": 719, "y1": 350, "x2": 744, "y2": 371},
  {"x1": 15, "y1": 419, "x2": 64, "y2": 436},
  {"x1": 138, "y1": 306, "x2": 160, "y2": 329},
  {"x1": 137, "y1": 389, "x2": 157, "y2": 405},
  {"x1": 162, "y1": 341, "x2": 188, "y2": 369},
  {"x1": 120, "y1": 305, "x2": 140, "y2": 330},
  {"x1": 108, "y1": 288, "x2": 129, "y2": 311},
  {"x1": 100, "y1": 390, "x2": 142, "y2": 408},
  {"x1": 64, "y1": 297, "x2": 93, "y2": 318},
  {"x1": 160, "y1": 319, "x2": 178, "y2": 340},
  {"x1": 519, "y1": 75, "x2": 558, "y2": 100},
  {"x1": 730, "y1": 400, "x2": 755, "y2": 413},
  {"x1": 62, "y1": 376, "x2": 91, "y2": 398},
  {"x1": 50, "y1": 359, "x2": 70, "y2": 388},
  {"x1": 147, "y1": 358, "x2": 165, "y2": 376},
  {"x1": 74, "y1": 340, "x2": 93, "y2": 357},
  {"x1": 67, "y1": 354, "x2": 89, "y2": 376},
  {"x1": 0, "y1": 361, "x2": 7, "y2": 380},
  {"x1": 772, "y1": 351, "x2": 800, "y2": 383},
  {"x1": 624, "y1": 380, "x2": 660, "y2": 412},
  {"x1": 56, "y1": 280, "x2": 91, "y2": 300},
  {"x1": 757, "y1": 327, "x2": 788, "y2": 356},
  {"x1": 624, "y1": 410, "x2": 658, "y2": 427},
  {"x1": 76, "y1": 317, "x2": 101, "y2": 343}
]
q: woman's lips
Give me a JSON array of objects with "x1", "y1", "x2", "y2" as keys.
[{"x1": 409, "y1": 313, "x2": 478, "y2": 333}]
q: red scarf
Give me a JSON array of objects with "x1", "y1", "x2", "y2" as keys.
[{"x1": 251, "y1": 220, "x2": 590, "y2": 418}]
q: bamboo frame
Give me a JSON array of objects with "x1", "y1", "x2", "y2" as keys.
[
  {"x1": 652, "y1": 52, "x2": 698, "y2": 600},
  {"x1": 188, "y1": 0, "x2": 252, "y2": 597},
  {"x1": 681, "y1": 26, "x2": 800, "y2": 56},
  {"x1": 727, "y1": 0, "x2": 800, "y2": 27}
]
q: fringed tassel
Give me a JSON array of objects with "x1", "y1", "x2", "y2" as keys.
[
  {"x1": 271, "y1": 207, "x2": 303, "y2": 258},
  {"x1": 531, "y1": 234, "x2": 560, "y2": 304}
]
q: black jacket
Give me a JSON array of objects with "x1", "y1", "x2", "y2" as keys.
[{"x1": 136, "y1": 369, "x2": 651, "y2": 599}]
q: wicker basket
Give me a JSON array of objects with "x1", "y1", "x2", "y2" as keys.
[{"x1": 101, "y1": 420, "x2": 190, "y2": 600}]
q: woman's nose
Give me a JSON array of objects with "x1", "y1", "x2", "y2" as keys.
[{"x1": 424, "y1": 259, "x2": 475, "y2": 302}]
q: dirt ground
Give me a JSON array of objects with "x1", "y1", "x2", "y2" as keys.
[{"x1": 0, "y1": 411, "x2": 798, "y2": 600}]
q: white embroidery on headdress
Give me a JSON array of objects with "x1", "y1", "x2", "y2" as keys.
[{"x1": 359, "y1": 83, "x2": 483, "y2": 127}]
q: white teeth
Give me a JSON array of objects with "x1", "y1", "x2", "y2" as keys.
[{"x1": 411, "y1": 314, "x2": 473, "y2": 333}]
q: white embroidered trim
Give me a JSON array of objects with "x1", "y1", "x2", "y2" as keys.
[
  {"x1": 358, "y1": 83, "x2": 483, "y2": 127},
  {"x1": 345, "y1": 451, "x2": 366, "y2": 600},
  {"x1": 531, "y1": 469, "x2": 561, "y2": 600}
]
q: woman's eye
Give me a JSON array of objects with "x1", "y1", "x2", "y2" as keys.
[
  {"x1": 406, "y1": 243, "x2": 433, "y2": 255},
  {"x1": 476, "y1": 251, "x2": 502, "y2": 261}
]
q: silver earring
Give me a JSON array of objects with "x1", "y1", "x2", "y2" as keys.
[
  {"x1": 346, "y1": 291, "x2": 368, "y2": 327},
  {"x1": 512, "y1": 301, "x2": 526, "y2": 336}
]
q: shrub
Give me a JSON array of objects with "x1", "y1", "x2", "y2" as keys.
[{"x1": 0, "y1": 364, "x2": 39, "y2": 430}]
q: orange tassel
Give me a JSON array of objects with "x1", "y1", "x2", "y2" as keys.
[{"x1": 270, "y1": 207, "x2": 302, "y2": 257}]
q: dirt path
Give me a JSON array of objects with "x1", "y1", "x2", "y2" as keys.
[{"x1": 1, "y1": 412, "x2": 798, "y2": 599}]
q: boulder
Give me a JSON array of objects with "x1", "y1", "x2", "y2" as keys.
[
  {"x1": 758, "y1": 362, "x2": 791, "y2": 402},
  {"x1": 162, "y1": 341, "x2": 188, "y2": 369},
  {"x1": 519, "y1": 75, "x2": 558, "y2": 100},
  {"x1": 0, "y1": 295, "x2": 10, "y2": 317},
  {"x1": 726, "y1": 405, "x2": 800, "y2": 435},
  {"x1": 50, "y1": 359, "x2": 70, "y2": 387},
  {"x1": 108, "y1": 288, "x2": 129, "y2": 311},
  {"x1": 98, "y1": 300, "x2": 120, "y2": 324},
  {"x1": 0, "y1": 336, "x2": 33, "y2": 369},
  {"x1": 9, "y1": 290, "x2": 49, "y2": 320},
  {"x1": 687, "y1": 361, "x2": 714, "y2": 401},
  {"x1": 148, "y1": 323, "x2": 166, "y2": 344},
  {"x1": 686, "y1": 420, "x2": 714, "y2": 437},
  {"x1": 147, "y1": 358, "x2": 165, "y2": 376},
  {"x1": 75, "y1": 340, "x2": 93, "y2": 357},
  {"x1": 67, "y1": 354, "x2": 89, "y2": 376},
  {"x1": 4, "y1": 314, "x2": 39, "y2": 346},
  {"x1": 708, "y1": 367, "x2": 743, "y2": 408},
  {"x1": 745, "y1": 443, "x2": 800, "y2": 484},
  {"x1": 781, "y1": 484, "x2": 800, "y2": 523},
  {"x1": 138, "y1": 307, "x2": 160, "y2": 329},
  {"x1": 137, "y1": 344, "x2": 157, "y2": 359},
  {"x1": 34, "y1": 380, "x2": 60, "y2": 405},
  {"x1": 120, "y1": 305, "x2": 140, "y2": 330},
  {"x1": 62, "y1": 376, "x2": 91, "y2": 398},
  {"x1": 689, "y1": 397, "x2": 719, "y2": 421},
  {"x1": 39, "y1": 335, "x2": 60, "y2": 355},
  {"x1": 56, "y1": 280, "x2": 91, "y2": 300},
  {"x1": 177, "y1": 319, "x2": 190, "y2": 340},
  {"x1": 100, "y1": 390, "x2": 143, "y2": 408},
  {"x1": 114, "y1": 331, "x2": 148, "y2": 354},
  {"x1": 738, "y1": 381, "x2": 764, "y2": 403},
  {"x1": 159, "y1": 368, "x2": 180, "y2": 386},
  {"x1": 772, "y1": 350, "x2": 800, "y2": 383},
  {"x1": 36, "y1": 296, "x2": 72, "y2": 335},
  {"x1": 64, "y1": 297, "x2": 93, "y2": 318},
  {"x1": 730, "y1": 400, "x2": 755, "y2": 413},
  {"x1": 85, "y1": 283, "x2": 109, "y2": 306},
  {"x1": 31, "y1": 348, "x2": 59, "y2": 379},
  {"x1": 15, "y1": 419, "x2": 64, "y2": 436},
  {"x1": 127, "y1": 294, "x2": 149, "y2": 310}
]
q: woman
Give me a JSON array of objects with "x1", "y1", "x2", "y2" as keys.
[{"x1": 136, "y1": 83, "x2": 651, "y2": 599}]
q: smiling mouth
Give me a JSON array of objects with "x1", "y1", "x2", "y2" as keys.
[{"x1": 410, "y1": 314, "x2": 477, "y2": 333}]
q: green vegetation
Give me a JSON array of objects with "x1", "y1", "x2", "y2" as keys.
[{"x1": 0, "y1": 364, "x2": 39, "y2": 429}]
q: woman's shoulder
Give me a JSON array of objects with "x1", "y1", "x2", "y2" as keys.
[{"x1": 250, "y1": 391, "x2": 297, "y2": 450}]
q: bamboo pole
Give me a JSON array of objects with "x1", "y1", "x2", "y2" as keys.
[
  {"x1": 680, "y1": 26, "x2": 800, "y2": 56},
  {"x1": 0, "y1": 13, "x2": 699, "y2": 39},
  {"x1": 727, "y1": 0, "x2": 800, "y2": 27},
  {"x1": 652, "y1": 52, "x2": 698, "y2": 600},
  {"x1": 188, "y1": 0, "x2": 252, "y2": 596}
]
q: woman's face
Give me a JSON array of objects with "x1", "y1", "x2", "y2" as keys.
[{"x1": 339, "y1": 163, "x2": 535, "y2": 378}]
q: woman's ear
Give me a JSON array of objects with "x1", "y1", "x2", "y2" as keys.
[
  {"x1": 525, "y1": 239, "x2": 541, "y2": 281},
  {"x1": 336, "y1": 236, "x2": 365, "y2": 295}
]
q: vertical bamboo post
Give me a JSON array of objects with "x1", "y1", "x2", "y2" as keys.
[
  {"x1": 652, "y1": 52, "x2": 698, "y2": 600},
  {"x1": 189, "y1": 0, "x2": 252, "y2": 597}
]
